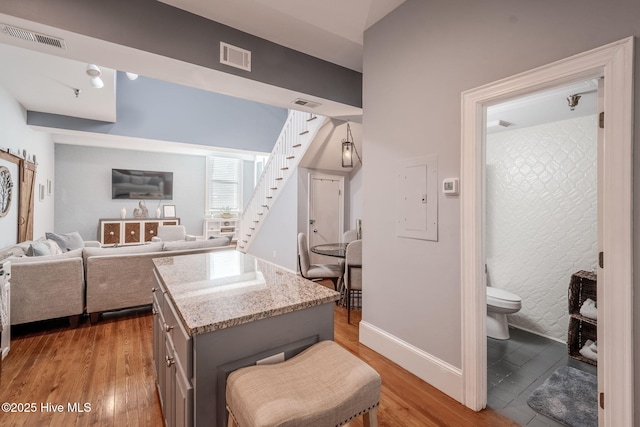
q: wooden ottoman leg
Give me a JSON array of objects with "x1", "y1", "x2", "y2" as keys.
[{"x1": 364, "y1": 407, "x2": 378, "y2": 427}]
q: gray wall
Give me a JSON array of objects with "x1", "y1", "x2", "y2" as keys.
[
  {"x1": 0, "y1": 86, "x2": 54, "y2": 248},
  {"x1": 54, "y1": 144, "x2": 206, "y2": 240},
  {"x1": 363, "y1": 0, "x2": 640, "y2": 416},
  {"x1": 248, "y1": 175, "x2": 298, "y2": 271},
  {"x1": 29, "y1": 73, "x2": 289, "y2": 153}
]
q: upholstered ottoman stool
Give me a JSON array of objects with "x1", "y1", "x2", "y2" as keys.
[{"x1": 226, "y1": 340, "x2": 381, "y2": 427}]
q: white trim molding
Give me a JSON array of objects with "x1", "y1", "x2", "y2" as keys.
[
  {"x1": 460, "y1": 37, "x2": 634, "y2": 426},
  {"x1": 359, "y1": 321, "x2": 463, "y2": 401}
]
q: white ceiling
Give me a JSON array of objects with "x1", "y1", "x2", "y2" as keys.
[
  {"x1": 487, "y1": 79, "x2": 598, "y2": 133},
  {"x1": 0, "y1": 42, "x2": 117, "y2": 122}
]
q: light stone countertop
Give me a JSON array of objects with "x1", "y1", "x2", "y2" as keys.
[{"x1": 153, "y1": 249, "x2": 340, "y2": 336}]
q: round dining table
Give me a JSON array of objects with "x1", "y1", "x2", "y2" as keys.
[{"x1": 310, "y1": 243, "x2": 348, "y2": 258}]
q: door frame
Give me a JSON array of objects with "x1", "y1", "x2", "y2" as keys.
[
  {"x1": 460, "y1": 37, "x2": 634, "y2": 426},
  {"x1": 307, "y1": 172, "x2": 345, "y2": 258}
]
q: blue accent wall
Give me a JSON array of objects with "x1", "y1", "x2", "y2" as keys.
[{"x1": 29, "y1": 73, "x2": 288, "y2": 152}]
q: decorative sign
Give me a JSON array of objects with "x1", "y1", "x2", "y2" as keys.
[{"x1": 0, "y1": 166, "x2": 13, "y2": 218}]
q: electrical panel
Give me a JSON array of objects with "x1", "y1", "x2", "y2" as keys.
[{"x1": 396, "y1": 155, "x2": 438, "y2": 241}]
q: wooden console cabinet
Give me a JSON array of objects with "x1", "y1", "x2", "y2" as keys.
[{"x1": 98, "y1": 218, "x2": 180, "y2": 245}]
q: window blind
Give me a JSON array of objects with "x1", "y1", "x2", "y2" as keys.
[{"x1": 208, "y1": 157, "x2": 241, "y2": 211}]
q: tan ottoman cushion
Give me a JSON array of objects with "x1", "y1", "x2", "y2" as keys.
[{"x1": 226, "y1": 340, "x2": 381, "y2": 427}]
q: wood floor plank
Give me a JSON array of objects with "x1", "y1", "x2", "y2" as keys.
[{"x1": 0, "y1": 297, "x2": 517, "y2": 427}]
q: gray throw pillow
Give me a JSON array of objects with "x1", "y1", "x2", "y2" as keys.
[
  {"x1": 26, "y1": 241, "x2": 51, "y2": 256},
  {"x1": 45, "y1": 231, "x2": 84, "y2": 252}
]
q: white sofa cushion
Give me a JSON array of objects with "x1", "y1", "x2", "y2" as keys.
[
  {"x1": 83, "y1": 242, "x2": 164, "y2": 261},
  {"x1": 10, "y1": 248, "x2": 84, "y2": 264}
]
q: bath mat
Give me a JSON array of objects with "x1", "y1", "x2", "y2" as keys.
[{"x1": 527, "y1": 366, "x2": 597, "y2": 427}]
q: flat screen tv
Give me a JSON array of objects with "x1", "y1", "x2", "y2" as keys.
[{"x1": 112, "y1": 169, "x2": 173, "y2": 200}]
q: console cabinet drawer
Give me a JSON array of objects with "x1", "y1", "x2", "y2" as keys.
[{"x1": 98, "y1": 218, "x2": 180, "y2": 245}]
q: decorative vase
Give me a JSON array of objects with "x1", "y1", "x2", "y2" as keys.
[
  {"x1": 120, "y1": 208, "x2": 126, "y2": 219},
  {"x1": 156, "y1": 207, "x2": 162, "y2": 218}
]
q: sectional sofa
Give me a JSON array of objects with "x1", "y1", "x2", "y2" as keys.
[{"x1": 3, "y1": 235, "x2": 231, "y2": 326}]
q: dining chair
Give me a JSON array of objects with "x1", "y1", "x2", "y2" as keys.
[
  {"x1": 297, "y1": 233, "x2": 343, "y2": 291},
  {"x1": 343, "y1": 229, "x2": 358, "y2": 243},
  {"x1": 344, "y1": 239, "x2": 362, "y2": 324}
]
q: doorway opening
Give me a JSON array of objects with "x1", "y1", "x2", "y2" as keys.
[
  {"x1": 484, "y1": 80, "x2": 599, "y2": 425},
  {"x1": 460, "y1": 37, "x2": 633, "y2": 427}
]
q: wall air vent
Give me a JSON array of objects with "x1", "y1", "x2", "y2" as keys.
[
  {"x1": 0, "y1": 24, "x2": 66, "y2": 49},
  {"x1": 292, "y1": 98, "x2": 321, "y2": 109},
  {"x1": 220, "y1": 42, "x2": 251, "y2": 72}
]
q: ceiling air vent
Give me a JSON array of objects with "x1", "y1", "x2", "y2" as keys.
[
  {"x1": 292, "y1": 98, "x2": 321, "y2": 109},
  {"x1": 0, "y1": 24, "x2": 66, "y2": 49},
  {"x1": 220, "y1": 42, "x2": 251, "y2": 72}
]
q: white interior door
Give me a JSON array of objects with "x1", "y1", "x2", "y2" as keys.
[{"x1": 308, "y1": 173, "x2": 344, "y2": 264}]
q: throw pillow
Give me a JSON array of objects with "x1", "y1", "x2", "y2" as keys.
[
  {"x1": 35, "y1": 237, "x2": 63, "y2": 255},
  {"x1": 43, "y1": 239, "x2": 64, "y2": 255},
  {"x1": 26, "y1": 241, "x2": 52, "y2": 257},
  {"x1": 45, "y1": 231, "x2": 84, "y2": 252}
]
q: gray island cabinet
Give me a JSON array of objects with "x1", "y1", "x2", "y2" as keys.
[{"x1": 152, "y1": 249, "x2": 339, "y2": 427}]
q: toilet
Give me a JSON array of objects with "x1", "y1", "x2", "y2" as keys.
[{"x1": 486, "y1": 286, "x2": 522, "y2": 340}]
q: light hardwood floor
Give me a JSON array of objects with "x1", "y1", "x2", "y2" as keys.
[{"x1": 0, "y1": 296, "x2": 517, "y2": 426}]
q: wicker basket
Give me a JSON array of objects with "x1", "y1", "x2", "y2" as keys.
[
  {"x1": 567, "y1": 317, "x2": 597, "y2": 365},
  {"x1": 567, "y1": 270, "x2": 597, "y2": 365},
  {"x1": 568, "y1": 270, "x2": 597, "y2": 316}
]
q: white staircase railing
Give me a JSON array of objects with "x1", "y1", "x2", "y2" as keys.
[{"x1": 237, "y1": 110, "x2": 326, "y2": 253}]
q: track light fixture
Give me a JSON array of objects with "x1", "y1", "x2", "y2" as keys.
[
  {"x1": 86, "y1": 64, "x2": 104, "y2": 89},
  {"x1": 125, "y1": 72, "x2": 139, "y2": 81}
]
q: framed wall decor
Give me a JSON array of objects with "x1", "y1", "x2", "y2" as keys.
[
  {"x1": 0, "y1": 165, "x2": 13, "y2": 218},
  {"x1": 163, "y1": 205, "x2": 176, "y2": 218}
]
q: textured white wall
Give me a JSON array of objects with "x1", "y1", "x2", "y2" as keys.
[{"x1": 486, "y1": 115, "x2": 598, "y2": 341}]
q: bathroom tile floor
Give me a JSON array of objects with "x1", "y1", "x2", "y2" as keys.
[{"x1": 487, "y1": 326, "x2": 597, "y2": 426}]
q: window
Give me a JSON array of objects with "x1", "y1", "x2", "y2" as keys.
[{"x1": 207, "y1": 156, "x2": 242, "y2": 214}]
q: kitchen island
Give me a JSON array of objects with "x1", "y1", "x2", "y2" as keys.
[{"x1": 152, "y1": 249, "x2": 340, "y2": 427}]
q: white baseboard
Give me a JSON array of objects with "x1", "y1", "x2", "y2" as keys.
[{"x1": 359, "y1": 321, "x2": 463, "y2": 402}]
